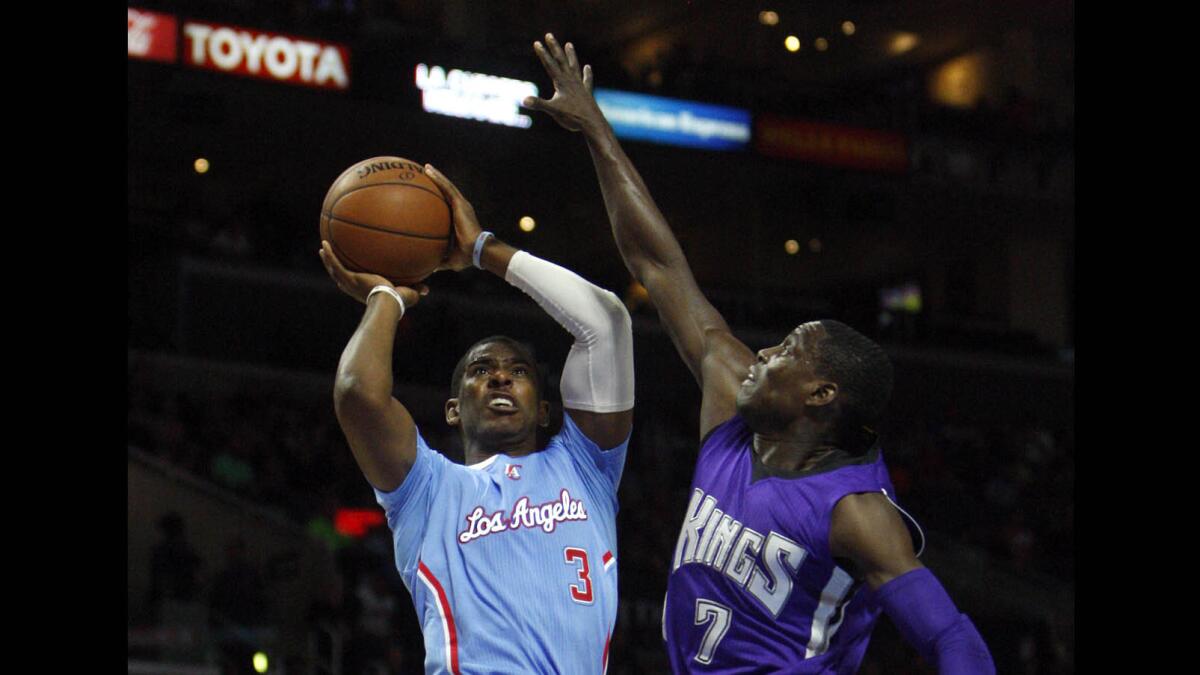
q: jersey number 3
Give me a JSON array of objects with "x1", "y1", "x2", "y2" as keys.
[{"x1": 564, "y1": 547, "x2": 593, "y2": 604}]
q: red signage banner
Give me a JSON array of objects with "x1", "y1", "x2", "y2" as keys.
[
  {"x1": 128, "y1": 8, "x2": 178, "y2": 63},
  {"x1": 182, "y1": 20, "x2": 350, "y2": 90},
  {"x1": 755, "y1": 115, "x2": 909, "y2": 173}
]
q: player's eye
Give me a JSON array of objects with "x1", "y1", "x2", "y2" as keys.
[
  {"x1": 513, "y1": 367, "x2": 528, "y2": 376},
  {"x1": 473, "y1": 366, "x2": 489, "y2": 376}
]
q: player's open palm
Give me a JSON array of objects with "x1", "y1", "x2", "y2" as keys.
[
  {"x1": 320, "y1": 241, "x2": 426, "y2": 307},
  {"x1": 524, "y1": 33, "x2": 601, "y2": 133}
]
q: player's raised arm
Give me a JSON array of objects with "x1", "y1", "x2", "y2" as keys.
[
  {"x1": 425, "y1": 164, "x2": 634, "y2": 449},
  {"x1": 320, "y1": 242, "x2": 427, "y2": 492},
  {"x1": 830, "y1": 494, "x2": 996, "y2": 673},
  {"x1": 524, "y1": 34, "x2": 752, "y2": 436}
]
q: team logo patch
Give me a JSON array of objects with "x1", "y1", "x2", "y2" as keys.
[{"x1": 505, "y1": 464, "x2": 522, "y2": 480}]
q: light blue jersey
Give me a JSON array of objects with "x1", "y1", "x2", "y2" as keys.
[{"x1": 375, "y1": 412, "x2": 628, "y2": 675}]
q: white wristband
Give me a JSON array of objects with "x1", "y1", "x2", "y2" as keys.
[
  {"x1": 472, "y1": 231, "x2": 495, "y2": 269},
  {"x1": 367, "y1": 285, "x2": 406, "y2": 317}
]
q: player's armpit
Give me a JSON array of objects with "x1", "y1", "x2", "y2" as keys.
[
  {"x1": 698, "y1": 332, "x2": 755, "y2": 437},
  {"x1": 564, "y1": 408, "x2": 634, "y2": 451},
  {"x1": 829, "y1": 491, "x2": 923, "y2": 590}
]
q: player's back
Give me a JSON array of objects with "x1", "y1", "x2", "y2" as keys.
[
  {"x1": 376, "y1": 414, "x2": 627, "y2": 675},
  {"x1": 663, "y1": 416, "x2": 920, "y2": 674}
]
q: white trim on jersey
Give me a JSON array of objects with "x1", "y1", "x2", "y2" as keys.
[
  {"x1": 881, "y1": 487, "x2": 926, "y2": 557},
  {"x1": 805, "y1": 568, "x2": 855, "y2": 658},
  {"x1": 466, "y1": 454, "x2": 501, "y2": 471}
]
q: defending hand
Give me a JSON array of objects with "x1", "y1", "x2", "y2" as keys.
[{"x1": 523, "y1": 33, "x2": 604, "y2": 134}]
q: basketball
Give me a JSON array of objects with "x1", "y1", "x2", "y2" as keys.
[{"x1": 320, "y1": 156, "x2": 453, "y2": 285}]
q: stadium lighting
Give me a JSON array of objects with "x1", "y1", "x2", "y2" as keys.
[
  {"x1": 815, "y1": 37, "x2": 829, "y2": 52},
  {"x1": 519, "y1": 216, "x2": 536, "y2": 232},
  {"x1": 784, "y1": 35, "x2": 800, "y2": 52},
  {"x1": 785, "y1": 239, "x2": 800, "y2": 255},
  {"x1": 889, "y1": 32, "x2": 919, "y2": 55},
  {"x1": 193, "y1": 158, "x2": 210, "y2": 174},
  {"x1": 842, "y1": 21, "x2": 856, "y2": 36},
  {"x1": 759, "y1": 11, "x2": 780, "y2": 26}
]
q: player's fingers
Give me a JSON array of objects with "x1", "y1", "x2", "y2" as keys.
[
  {"x1": 423, "y1": 164, "x2": 463, "y2": 203},
  {"x1": 565, "y1": 42, "x2": 580, "y2": 76},
  {"x1": 583, "y1": 64, "x2": 593, "y2": 92},
  {"x1": 521, "y1": 95, "x2": 550, "y2": 111},
  {"x1": 545, "y1": 33, "x2": 567, "y2": 65},
  {"x1": 321, "y1": 241, "x2": 353, "y2": 280},
  {"x1": 533, "y1": 41, "x2": 560, "y2": 77}
]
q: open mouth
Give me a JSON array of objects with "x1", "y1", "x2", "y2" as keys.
[{"x1": 487, "y1": 395, "x2": 518, "y2": 413}]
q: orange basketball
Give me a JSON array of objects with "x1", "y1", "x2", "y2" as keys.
[{"x1": 320, "y1": 156, "x2": 452, "y2": 286}]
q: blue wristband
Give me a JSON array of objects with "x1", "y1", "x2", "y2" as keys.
[{"x1": 472, "y1": 231, "x2": 495, "y2": 269}]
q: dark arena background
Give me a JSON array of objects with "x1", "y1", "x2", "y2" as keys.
[{"x1": 128, "y1": 1, "x2": 1073, "y2": 673}]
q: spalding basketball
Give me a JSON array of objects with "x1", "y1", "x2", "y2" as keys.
[{"x1": 320, "y1": 156, "x2": 452, "y2": 285}]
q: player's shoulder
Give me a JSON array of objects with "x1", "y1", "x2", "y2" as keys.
[{"x1": 699, "y1": 414, "x2": 752, "y2": 452}]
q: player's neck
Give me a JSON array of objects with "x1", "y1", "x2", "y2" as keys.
[
  {"x1": 752, "y1": 430, "x2": 840, "y2": 472},
  {"x1": 463, "y1": 437, "x2": 538, "y2": 465}
]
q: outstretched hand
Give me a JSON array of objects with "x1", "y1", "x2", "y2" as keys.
[
  {"x1": 319, "y1": 241, "x2": 427, "y2": 308},
  {"x1": 523, "y1": 33, "x2": 605, "y2": 134},
  {"x1": 424, "y1": 164, "x2": 482, "y2": 272}
]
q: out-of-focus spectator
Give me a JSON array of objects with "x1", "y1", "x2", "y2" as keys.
[
  {"x1": 209, "y1": 537, "x2": 269, "y2": 674},
  {"x1": 148, "y1": 512, "x2": 203, "y2": 621}
]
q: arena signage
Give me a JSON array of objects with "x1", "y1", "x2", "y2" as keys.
[
  {"x1": 415, "y1": 64, "x2": 538, "y2": 129},
  {"x1": 755, "y1": 115, "x2": 908, "y2": 173},
  {"x1": 592, "y1": 88, "x2": 751, "y2": 151},
  {"x1": 182, "y1": 21, "x2": 350, "y2": 90},
  {"x1": 128, "y1": 7, "x2": 177, "y2": 63}
]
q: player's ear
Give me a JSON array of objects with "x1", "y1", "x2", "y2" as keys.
[
  {"x1": 537, "y1": 400, "x2": 551, "y2": 428},
  {"x1": 446, "y1": 398, "x2": 461, "y2": 426},
  {"x1": 806, "y1": 381, "x2": 838, "y2": 407}
]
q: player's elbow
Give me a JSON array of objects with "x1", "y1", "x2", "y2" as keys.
[
  {"x1": 333, "y1": 374, "x2": 391, "y2": 413},
  {"x1": 577, "y1": 289, "x2": 633, "y2": 345},
  {"x1": 599, "y1": 289, "x2": 633, "y2": 335}
]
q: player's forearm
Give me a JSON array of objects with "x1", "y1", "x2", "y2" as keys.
[
  {"x1": 876, "y1": 568, "x2": 996, "y2": 674},
  {"x1": 334, "y1": 295, "x2": 404, "y2": 406},
  {"x1": 583, "y1": 124, "x2": 691, "y2": 282}
]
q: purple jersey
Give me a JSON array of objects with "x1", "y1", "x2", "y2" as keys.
[{"x1": 663, "y1": 416, "x2": 921, "y2": 674}]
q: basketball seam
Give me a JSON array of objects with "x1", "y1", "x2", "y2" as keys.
[
  {"x1": 323, "y1": 213, "x2": 452, "y2": 241},
  {"x1": 327, "y1": 236, "x2": 370, "y2": 274},
  {"x1": 328, "y1": 181, "x2": 452, "y2": 221}
]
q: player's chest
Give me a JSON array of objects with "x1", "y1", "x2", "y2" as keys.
[
  {"x1": 673, "y1": 476, "x2": 839, "y2": 616},
  {"x1": 454, "y1": 462, "x2": 594, "y2": 545}
]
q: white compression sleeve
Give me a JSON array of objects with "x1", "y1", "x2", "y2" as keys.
[{"x1": 504, "y1": 251, "x2": 634, "y2": 413}]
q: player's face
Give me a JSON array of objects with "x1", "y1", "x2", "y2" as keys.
[
  {"x1": 450, "y1": 342, "x2": 548, "y2": 444},
  {"x1": 736, "y1": 322, "x2": 829, "y2": 428}
]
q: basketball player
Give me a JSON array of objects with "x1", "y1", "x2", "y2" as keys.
[
  {"x1": 525, "y1": 34, "x2": 994, "y2": 673},
  {"x1": 318, "y1": 164, "x2": 634, "y2": 674}
]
